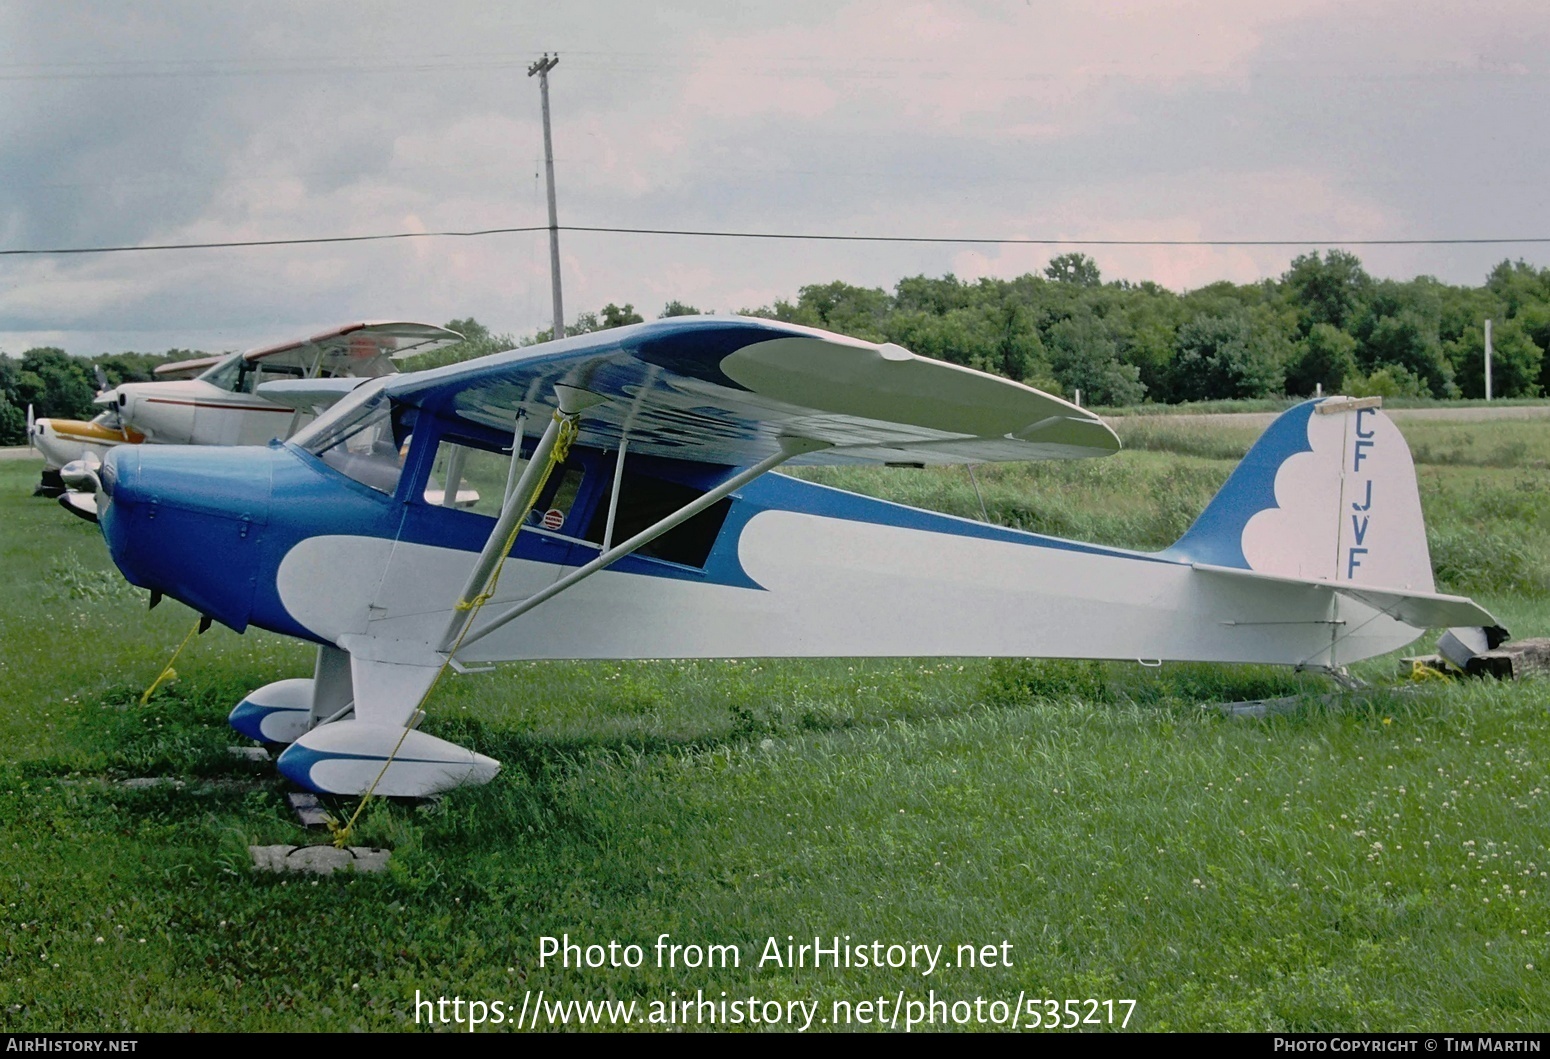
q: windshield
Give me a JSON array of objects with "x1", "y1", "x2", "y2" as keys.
[
  {"x1": 290, "y1": 377, "x2": 390, "y2": 450},
  {"x1": 197, "y1": 354, "x2": 244, "y2": 393},
  {"x1": 292, "y1": 379, "x2": 412, "y2": 495}
]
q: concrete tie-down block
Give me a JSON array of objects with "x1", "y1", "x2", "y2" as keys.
[{"x1": 249, "y1": 844, "x2": 390, "y2": 875}]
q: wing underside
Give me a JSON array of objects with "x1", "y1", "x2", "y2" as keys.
[
  {"x1": 246, "y1": 321, "x2": 465, "y2": 377},
  {"x1": 387, "y1": 316, "x2": 1119, "y2": 467}
]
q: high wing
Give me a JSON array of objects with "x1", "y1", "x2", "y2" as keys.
[
  {"x1": 255, "y1": 376, "x2": 373, "y2": 413},
  {"x1": 152, "y1": 355, "x2": 225, "y2": 379},
  {"x1": 387, "y1": 316, "x2": 1119, "y2": 466},
  {"x1": 244, "y1": 321, "x2": 465, "y2": 379}
]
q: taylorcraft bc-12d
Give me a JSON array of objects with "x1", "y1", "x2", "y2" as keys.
[
  {"x1": 95, "y1": 316, "x2": 1505, "y2": 798},
  {"x1": 33, "y1": 321, "x2": 463, "y2": 519}
]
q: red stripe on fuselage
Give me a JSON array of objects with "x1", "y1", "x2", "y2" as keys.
[{"x1": 143, "y1": 398, "x2": 292, "y2": 413}]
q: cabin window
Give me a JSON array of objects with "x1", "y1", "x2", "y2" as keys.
[
  {"x1": 198, "y1": 357, "x2": 243, "y2": 393},
  {"x1": 237, "y1": 359, "x2": 301, "y2": 394},
  {"x1": 582, "y1": 472, "x2": 731, "y2": 568},
  {"x1": 425, "y1": 437, "x2": 521, "y2": 518},
  {"x1": 294, "y1": 384, "x2": 411, "y2": 495},
  {"x1": 526, "y1": 465, "x2": 587, "y2": 535}
]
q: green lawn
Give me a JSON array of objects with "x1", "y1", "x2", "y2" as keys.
[{"x1": 0, "y1": 415, "x2": 1546, "y2": 1032}]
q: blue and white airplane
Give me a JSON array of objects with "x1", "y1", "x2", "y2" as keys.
[{"x1": 95, "y1": 316, "x2": 1504, "y2": 798}]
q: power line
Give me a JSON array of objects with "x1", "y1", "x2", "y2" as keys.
[
  {"x1": 5, "y1": 225, "x2": 1550, "y2": 258},
  {"x1": 2, "y1": 51, "x2": 1542, "y2": 83},
  {"x1": 0, "y1": 227, "x2": 551, "y2": 255}
]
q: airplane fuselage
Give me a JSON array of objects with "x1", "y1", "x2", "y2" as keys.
[
  {"x1": 112, "y1": 379, "x2": 305, "y2": 447},
  {"x1": 31, "y1": 413, "x2": 143, "y2": 472},
  {"x1": 99, "y1": 436, "x2": 1421, "y2": 676}
]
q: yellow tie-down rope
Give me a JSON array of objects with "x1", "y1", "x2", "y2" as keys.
[
  {"x1": 1410, "y1": 657, "x2": 1456, "y2": 683},
  {"x1": 139, "y1": 617, "x2": 204, "y2": 705},
  {"x1": 329, "y1": 410, "x2": 580, "y2": 847}
]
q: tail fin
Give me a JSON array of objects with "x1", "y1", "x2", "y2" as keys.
[{"x1": 1163, "y1": 397, "x2": 1435, "y2": 592}]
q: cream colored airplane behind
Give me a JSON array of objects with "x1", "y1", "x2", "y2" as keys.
[{"x1": 30, "y1": 322, "x2": 464, "y2": 507}]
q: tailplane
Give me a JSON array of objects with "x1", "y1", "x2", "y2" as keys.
[{"x1": 1164, "y1": 396, "x2": 1504, "y2": 647}]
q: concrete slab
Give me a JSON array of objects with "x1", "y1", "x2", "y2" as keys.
[
  {"x1": 284, "y1": 791, "x2": 332, "y2": 828},
  {"x1": 227, "y1": 746, "x2": 270, "y2": 762},
  {"x1": 1213, "y1": 695, "x2": 1313, "y2": 719},
  {"x1": 249, "y1": 844, "x2": 390, "y2": 875}
]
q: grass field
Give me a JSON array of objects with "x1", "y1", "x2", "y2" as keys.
[{"x1": 0, "y1": 412, "x2": 1547, "y2": 1032}]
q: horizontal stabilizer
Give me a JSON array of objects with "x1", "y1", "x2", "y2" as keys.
[{"x1": 1193, "y1": 562, "x2": 1500, "y2": 631}]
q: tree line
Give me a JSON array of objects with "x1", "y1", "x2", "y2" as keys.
[
  {"x1": 3, "y1": 251, "x2": 1545, "y2": 445},
  {"x1": 726, "y1": 251, "x2": 1547, "y2": 407}
]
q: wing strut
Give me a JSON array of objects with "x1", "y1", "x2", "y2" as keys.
[
  {"x1": 437, "y1": 386, "x2": 603, "y2": 653},
  {"x1": 452, "y1": 435, "x2": 829, "y2": 655},
  {"x1": 602, "y1": 435, "x2": 628, "y2": 551},
  {"x1": 501, "y1": 413, "x2": 528, "y2": 504},
  {"x1": 601, "y1": 366, "x2": 658, "y2": 552}
]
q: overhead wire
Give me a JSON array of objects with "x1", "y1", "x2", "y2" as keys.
[{"x1": 4, "y1": 225, "x2": 1549, "y2": 257}]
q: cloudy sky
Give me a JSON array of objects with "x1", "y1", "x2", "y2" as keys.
[{"x1": 3, "y1": 1, "x2": 1548, "y2": 355}]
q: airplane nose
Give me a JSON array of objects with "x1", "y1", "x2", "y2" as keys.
[
  {"x1": 100, "y1": 444, "x2": 143, "y2": 507},
  {"x1": 100, "y1": 446, "x2": 122, "y2": 498},
  {"x1": 99, "y1": 445, "x2": 275, "y2": 632}
]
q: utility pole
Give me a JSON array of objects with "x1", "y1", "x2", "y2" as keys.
[
  {"x1": 1484, "y1": 317, "x2": 1493, "y2": 401},
  {"x1": 528, "y1": 53, "x2": 564, "y2": 343}
]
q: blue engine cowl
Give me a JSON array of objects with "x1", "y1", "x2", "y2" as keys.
[{"x1": 100, "y1": 445, "x2": 274, "y2": 633}]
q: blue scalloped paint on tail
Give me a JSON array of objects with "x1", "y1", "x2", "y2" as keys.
[{"x1": 1160, "y1": 400, "x2": 1318, "y2": 569}]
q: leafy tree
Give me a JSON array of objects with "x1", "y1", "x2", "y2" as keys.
[
  {"x1": 568, "y1": 311, "x2": 602, "y2": 335},
  {"x1": 445, "y1": 317, "x2": 492, "y2": 345},
  {"x1": 1346, "y1": 365, "x2": 1429, "y2": 399},
  {"x1": 659, "y1": 301, "x2": 701, "y2": 318},
  {"x1": 1180, "y1": 279, "x2": 1265, "y2": 322},
  {"x1": 1485, "y1": 258, "x2": 1550, "y2": 316},
  {"x1": 1045, "y1": 313, "x2": 1144, "y2": 405},
  {"x1": 1169, "y1": 310, "x2": 1285, "y2": 401},
  {"x1": 790, "y1": 281, "x2": 890, "y2": 340},
  {"x1": 488, "y1": 249, "x2": 1550, "y2": 407},
  {"x1": 0, "y1": 395, "x2": 21, "y2": 445},
  {"x1": 0, "y1": 356, "x2": 24, "y2": 444},
  {"x1": 1359, "y1": 310, "x2": 1454, "y2": 397},
  {"x1": 402, "y1": 318, "x2": 515, "y2": 369},
  {"x1": 1446, "y1": 318, "x2": 1543, "y2": 398},
  {"x1": 1286, "y1": 323, "x2": 1358, "y2": 396},
  {"x1": 734, "y1": 304, "x2": 781, "y2": 321},
  {"x1": 883, "y1": 302, "x2": 1048, "y2": 381},
  {"x1": 1434, "y1": 282, "x2": 1499, "y2": 342},
  {"x1": 600, "y1": 303, "x2": 644, "y2": 329},
  {"x1": 1116, "y1": 289, "x2": 1187, "y2": 400},
  {"x1": 884, "y1": 308, "x2": 993, "y2": 371},
  {"x1": 16, "y1": 348, "x2": 96, "y2": 420},
  {"x1": 523, "y1": 304, "x2": 642, "y2": 346},
  {"x1": 1282, "y1": 250, "x2": 1371, "y2": 334},
  {"x1": 1044, "y1": 253, "x2": 1102, "y2": 288},
  {"x1": 1513, "y1": 301, "x2": 1550, "y2": 394},
  {"x1": 92, "y1": 351, "x2": 199, "y2": 387},
  {"x1": 894, "y1": 274, "x2": 971, "y2": 315}
]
